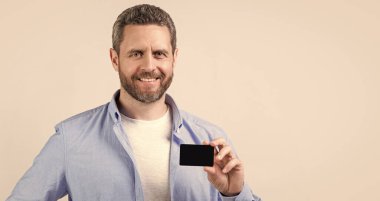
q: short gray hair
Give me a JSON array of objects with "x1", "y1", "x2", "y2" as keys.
[{"x1": 112, "y1": 4, "x2": 177, "y2": 55}]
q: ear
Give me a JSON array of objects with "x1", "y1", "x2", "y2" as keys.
[
  {"x1": 110, "y1": 48, "x2": 119, "y2": 72},
  {"x1": 172, "y1": 48, "x2": 179, "y2": 68}
]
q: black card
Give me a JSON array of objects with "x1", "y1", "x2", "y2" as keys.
[{"x1": 180, "y1": 144, "x2": 214, "y2": 167}]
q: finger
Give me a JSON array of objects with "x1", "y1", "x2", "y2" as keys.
[
  {"x1": 203, "y1": 166, "x2": 215, "y2": 174},
  {"x1": 214, "y1": 155, "x2": 226, "y2": 167},
  {"x1": 222, "y1": 158, "x2": 242, "y2": 174},
  {"x1": 209, "y1": 137, "x2": 227, "y2": 147},
  {"x1": 203, "y1": 163, "x2": 223, "y2": 176},
  {"x1": 216, "y1": 145, "x2": 234, "y2": 161},
  {"x1": 210, "y1": 138, "x2": 227, "y2": 154},
  {"x1": 203, "y1": 140, "x2": 218, "y2": 155}
]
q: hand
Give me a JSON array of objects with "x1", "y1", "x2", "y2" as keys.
[{"x1": 203, "y1": 138, "x2": 245, "y2": 196}]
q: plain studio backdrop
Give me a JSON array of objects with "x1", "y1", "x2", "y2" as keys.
[{"x1": 1, "y1": 0, "x2": 379, "y2": 200}]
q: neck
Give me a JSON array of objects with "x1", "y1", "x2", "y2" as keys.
[{"x1": 117, "y1": 88, "x2": 168, "y2": 121}]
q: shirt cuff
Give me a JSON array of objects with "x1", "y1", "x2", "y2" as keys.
[
  {"x1": 219, "y1": 182, "x2": 261, "y2": 201},
  {"x1": 220, "y1": 194, "x2": 238, "y2": 201}
]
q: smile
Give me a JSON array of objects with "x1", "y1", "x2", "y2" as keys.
[{"x1": 138, "y1": 78, "x2": 159, "y2": 82}]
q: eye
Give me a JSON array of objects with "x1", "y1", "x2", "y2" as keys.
[
  {"x1": 154, "y1": 51, "x2": 167, "y2": 59},
  {"x1": 129, "y1": 51, "x2": 143, "y2": 58}
]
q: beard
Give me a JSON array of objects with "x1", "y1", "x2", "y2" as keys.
[{"x1": 119, "y1": 69, "x2": 173, "y2": 103}]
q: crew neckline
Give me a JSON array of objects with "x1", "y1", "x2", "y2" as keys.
[{"x1": 120, "y1": 106, "x2": 170, "y2": 124}]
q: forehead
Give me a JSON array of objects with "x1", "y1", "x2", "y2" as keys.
[{"x1": 120, "y1": 24, "x2": 172, "y2": 51}]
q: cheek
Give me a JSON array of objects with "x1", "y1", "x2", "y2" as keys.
[
  {"x1": 118, "y1": 61, "x2": 137, "y2": 74},
  {"x1": 159, "y1": 61, "x2": 174, "y2": 73}
]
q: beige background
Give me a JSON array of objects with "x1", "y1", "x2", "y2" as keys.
[{"x1": 1, "y1": 0, "x2": 379, "y2": 200}]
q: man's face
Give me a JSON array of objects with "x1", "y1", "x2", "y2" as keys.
[{"x1": 110, "y1": 25, "x2": 177, "y2": 103}]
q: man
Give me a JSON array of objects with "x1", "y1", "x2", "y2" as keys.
[{"x1": 7, "y1": 4, "x2": 261, "y2": 201}]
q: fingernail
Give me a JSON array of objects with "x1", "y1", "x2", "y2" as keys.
[
  {"x1": 223, "y1": 169, "x2": 227, "y2": 173},
  {"x1": 218, "y1": 155, "x2": 222, "y2": 160}
]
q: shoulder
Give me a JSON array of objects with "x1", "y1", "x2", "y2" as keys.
[
  {"x1": 54, "y1": 103, "x2": 110, "y2": 133},
  {"x1": 180, "y1": 110, "x2": 219, "y2": 129},
  {"x1": 179, "y1": 110, "x2": 228, "y2": 140}
]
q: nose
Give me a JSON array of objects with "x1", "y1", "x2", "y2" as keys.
[{"x1": 141, "y1": 53, "x2": 156, "y2": 71}]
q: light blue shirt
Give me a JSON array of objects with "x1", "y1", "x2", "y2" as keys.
[{"x1": 7, "y1": 90, "x2": 261, "y2": 201}]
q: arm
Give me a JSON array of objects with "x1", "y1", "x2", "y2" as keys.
[
  {"x1": 204, "y1": 138, "x2": 261, "y2": 201},
  {"x1": 6, "y1": 130, "x2": 68, "y2": 201}
]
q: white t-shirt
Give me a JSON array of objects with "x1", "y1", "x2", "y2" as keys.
[{"x1": 121, "y1": 108, "x2": 172, "y2": 201}]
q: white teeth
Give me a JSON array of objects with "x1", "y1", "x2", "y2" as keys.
[{"x1": 140, "y1": 78, "x2": 156, "y2": 82}]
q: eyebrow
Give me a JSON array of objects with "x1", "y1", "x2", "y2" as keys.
[
  {"x1": 153, "y1": 49, "x2": 169, "y2": 55},
  {"x1": 127, "y1": 48, "x2": 144, "y2": 54},
  {"x1": 126, "y1": 48, "x2": 170, "y2": 55}
]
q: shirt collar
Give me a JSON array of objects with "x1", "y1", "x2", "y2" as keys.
[{"x1": 108, "y1": 90, "x2": 183, "y2": 131}]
